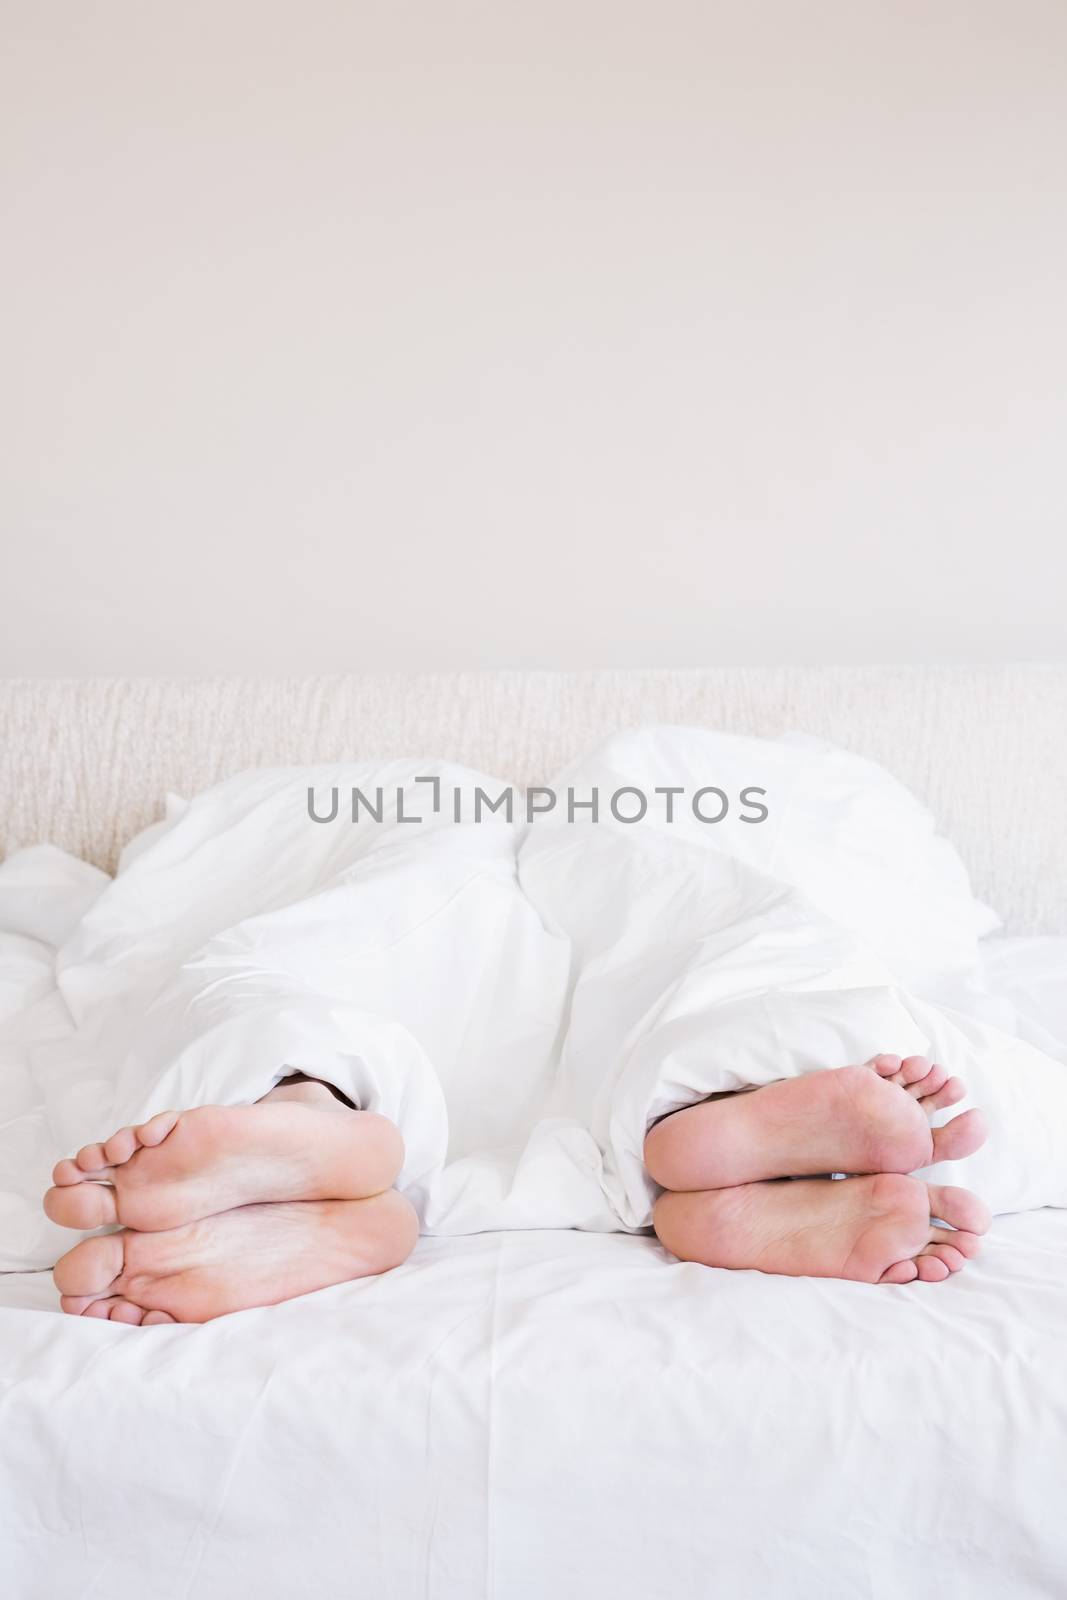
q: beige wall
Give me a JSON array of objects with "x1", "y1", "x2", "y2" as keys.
[{"x1": 3, "y1": 1, "x2": 1065, "y2": 673}]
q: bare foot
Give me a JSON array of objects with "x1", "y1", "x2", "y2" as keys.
[
  {"x1": 53, "y1": 1189, "x2": 419, "y2": 1323},
  {"x1": 643, "y1": 1056, "x2": 987, "y2": 1191},
  {"x1": 44, "y1": 1100, "x2": 405, "y2": 1233},
  {"x1": 653, "y1": 1172, "x2": 991, "y2": 1284}
]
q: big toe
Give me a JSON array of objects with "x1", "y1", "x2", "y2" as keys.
[
  {"x1": 44, "y1": 1181, "x2": 118, "y2": 1230},
  {"x1": 53, "y1": 1233, "x2": 125, "y2": 1298},
  {"x1": 929, "y1": 1107, "x2": 988, "y2": 1164}
]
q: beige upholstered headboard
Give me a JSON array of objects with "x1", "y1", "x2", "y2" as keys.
[{"x1": 1, "y1": 667, "x2": 1063, "y2": 935}]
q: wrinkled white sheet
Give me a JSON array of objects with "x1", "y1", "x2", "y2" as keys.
[
  {"x1": 3, "y1": 1213, "x2": 1067, "y2": 1600},
  {"x1": 2, "y1": 727, "x2": 1067, "y2": 1270}
]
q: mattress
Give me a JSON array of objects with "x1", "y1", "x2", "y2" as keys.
[{"x1": 3, "y1": 932, "x2": 1066, "y2": 1599}]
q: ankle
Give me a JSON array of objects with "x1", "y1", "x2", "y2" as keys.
[{"x1": 259, "y1": 1074, "x2": 355, "y2": 1111}]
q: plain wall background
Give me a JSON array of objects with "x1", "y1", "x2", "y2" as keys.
[{"x1": 3, "y1": 0, "x2": 1065, "y2": 674}]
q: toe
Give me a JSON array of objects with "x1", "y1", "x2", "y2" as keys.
[
  {"x1": 59, "y1": 1292, "x2": 102, "y2": 1314},
  {"x1": 905, "y1": 1060, "x2": 950, "y2": 1099},
  {"x1": 869, "y1": 1054, "x2": 903, "y2": 1077},
  {"x1": 53, "y1": 1233, "x2": 125, "y2": 1298},
  {"x1": 108, "y1": 1299, "x2": 146, "y2": 1325},
  {"x1": 103, "y1": 1126, "x2": 140, "y2": 1165},
  {"x1": 898, "y1": 1054, "x2": 934, "y2": 1086},
  {"x1": 99, "y1": 1111, "x2": 180, "y2": 1166},
  {"x1": 924, "y1": 1076, "x2": 967, "y2": 1111},
  {"x1": 879, "y1": 1258, "x2": 919, "y2": 1284},
  {"x1": 67, "y1": 1295, "x2": 145, "y2": 1323},
  {"x1": 142, "y1": 1310, "x2": 177, "y2": 1326},
  {"x1": 927, "y1": 1182, "x2": 992, "y2": 1235},
  {"x1": 920, "y1": 1242, "x2": 968, "y2": 1274},
  {"x1": 915, "y1": 1254, "x2": 951, "y2": 1282},
  {"x1": 53, "y1": 1158, "x2": 94, "y2": 1187},
  {"x1": 929, "y1": 1108, "x2": 988, "y2": 1165},
  {"x1": 136, "y1": 1110, "x2": 181, "y2": 1147},
  {"x1": 929, "y1": 1226, "x2": 984, "y2": 1259},
  {"x1": 76, "y1": 1142, "x2": 109, "y2": 1172},
  {"x1": 44, "y1": 1181, "x2": 119, "y2": 1230},
  {"x1": 82, "y1": 1297, "x2": 120, "y2": 1319}
]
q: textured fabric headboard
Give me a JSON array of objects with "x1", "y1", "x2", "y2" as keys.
[{"x1": 1, "y1": 667, "x2": 1063, "y2": 935}]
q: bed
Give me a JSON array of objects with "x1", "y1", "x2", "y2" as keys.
[{"x1": 1, "y1": 668, "x2": 1065, "y2": 1600}]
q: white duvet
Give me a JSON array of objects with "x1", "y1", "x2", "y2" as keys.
[{"x1": 3, "y1": 725, "x2": 1066, "y2": 1274}]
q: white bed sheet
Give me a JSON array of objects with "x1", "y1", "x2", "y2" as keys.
[{"x1": 3, "y1": 1211, "x2": 1067, "y2": 1600}]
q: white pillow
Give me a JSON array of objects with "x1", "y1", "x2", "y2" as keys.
[{"x1": 545, "y1": 726, "x2": 998, "y2": 992}]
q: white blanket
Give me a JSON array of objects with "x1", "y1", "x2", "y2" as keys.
[{"x1": 2, "y1": 726, "x2": 1066, "y2": 1272}]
